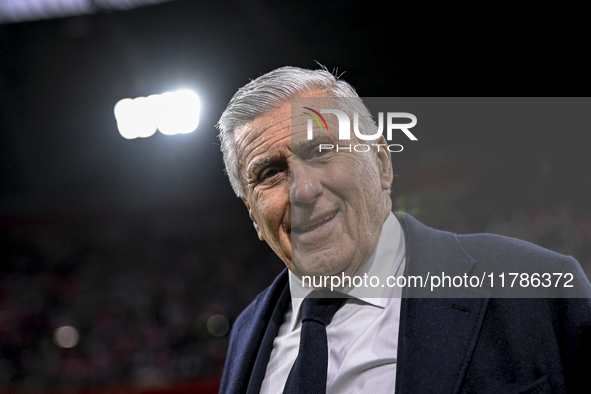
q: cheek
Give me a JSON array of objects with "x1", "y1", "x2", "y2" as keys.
[
  {"x1": 338, "y1": 157, "x2": 383, "y2": 214},
  {"x1": 253, "y1": 191, "x2": 288, "y2": 237},
  {"x1": 335, "y1": 156, "x2": 377, "y2": 192},
  {"x1": 355, "y1": 155, "x2": 382, "y2": 188}
]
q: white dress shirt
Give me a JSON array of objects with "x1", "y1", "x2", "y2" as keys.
[{"x1": 259, "y1": 212, "x2": 406, "y2": 393}]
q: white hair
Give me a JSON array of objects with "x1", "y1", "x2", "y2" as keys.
[{"x1": 216, "y1": 66, "x2": 379, "y2": 197}]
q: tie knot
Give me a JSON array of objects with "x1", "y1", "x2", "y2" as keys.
[{"x1": 301, "y1": 295, "x2": 345, "y2": 326}]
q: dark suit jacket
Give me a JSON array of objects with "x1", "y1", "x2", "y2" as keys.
[{"x1": 220, "y1": 213, "x2": 591, "y2": 393}]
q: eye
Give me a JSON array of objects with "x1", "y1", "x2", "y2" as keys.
[
  {"x1": 255, "y1": 158, "x2": 288, "y2": 184},
  {"x1": 259, "y1": 167, "x2": 282, "y2": 182},
  {"x1": 313, "y1": 148, "x2": 328, "y2": 157}
]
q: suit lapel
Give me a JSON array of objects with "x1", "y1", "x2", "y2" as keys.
[
  {"x1": 246, "y1": 284, "x2": 291, "y2": 394},
  {"x1": 395, "y1": 213, "x2": 490, "y2": 394},
  {"x1": 226, "y1": 269, "x2": 289, "y2": 394}
]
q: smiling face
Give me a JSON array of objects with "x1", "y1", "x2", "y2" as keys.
[{"x1": 234, "y1": 92, "x2": 393, "y2": 279}]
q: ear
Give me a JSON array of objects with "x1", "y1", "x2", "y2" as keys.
[
  {"x1": 375, "y1": 135, "x2": 394, "y2": 191},
  {"x1": 242, "y1": 197, "x2": 264, "y2": 241}
]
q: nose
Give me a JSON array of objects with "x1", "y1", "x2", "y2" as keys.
[{"x1": 290, "y1": 160, "x2": 322, "y2": 205}]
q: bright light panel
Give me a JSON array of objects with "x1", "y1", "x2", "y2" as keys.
[{"x1": 114, "y1": 90, "x2": 201, "y2": 140}]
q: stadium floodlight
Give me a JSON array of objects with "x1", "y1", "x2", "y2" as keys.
[
  {"x1": 157, "y1": 90, "x2": 201, "y2": 135},
  {"x1": 114, "y1": 90, "x2": 201, "y2": 140},
  {"x1": 114, "y1": 97, "x2": 158, "y2": 139}
]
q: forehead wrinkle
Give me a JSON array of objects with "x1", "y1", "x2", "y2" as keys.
[{"x1": 242, "y1": 128, "x2": 292, "y2": 182}]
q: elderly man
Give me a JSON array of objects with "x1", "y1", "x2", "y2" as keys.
[{"x1": 216, "y1": 66, "x2": 591, "y2": 393}]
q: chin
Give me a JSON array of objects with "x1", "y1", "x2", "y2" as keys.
[{"x1": 294, "y1": 254, "x2": 352, "y2": 278}]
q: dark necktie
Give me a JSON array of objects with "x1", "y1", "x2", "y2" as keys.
[{"x1": 283, "y1": 295, "x2": 345, "y2": 394}]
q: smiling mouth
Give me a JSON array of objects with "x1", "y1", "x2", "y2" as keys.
[{"x1": 292, "y1": 211, "x2": 338, "y2": 233}]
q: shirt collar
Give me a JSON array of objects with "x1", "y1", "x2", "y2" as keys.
[{"x1": 287, "y1": 212, "x2": 406, "y2": 331}]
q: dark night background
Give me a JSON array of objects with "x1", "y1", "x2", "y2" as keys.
[{"x1": 0, "y1": 1, "x2": 590, "y2": 392}]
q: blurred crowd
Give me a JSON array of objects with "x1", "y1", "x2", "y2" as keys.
[{"x1": 0, "y1": 209, "x2": 282, "y2": 392}]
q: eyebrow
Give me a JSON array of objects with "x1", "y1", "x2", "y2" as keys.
[
  {"x1": 292, "y1": 132, "x2": 333, "y2": 153},
  {"x1": 248, "y1": 154, "x2": 288, "y2": 177}
]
